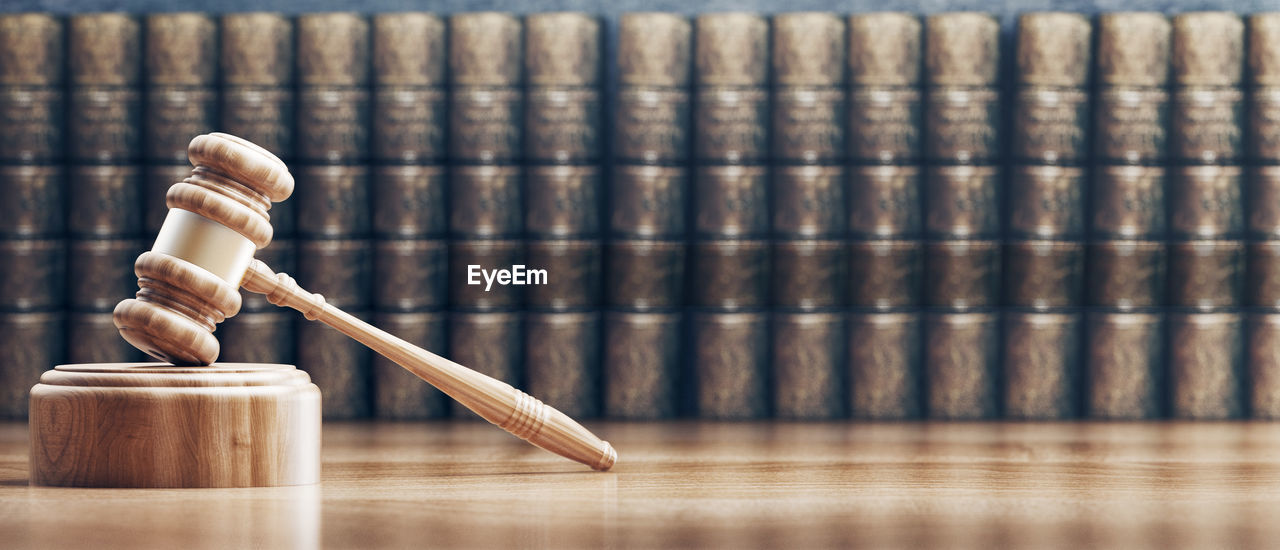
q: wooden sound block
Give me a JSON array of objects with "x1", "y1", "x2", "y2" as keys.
[{"x1": 29, "y1": 363, "x2": 321, "y2": 488}]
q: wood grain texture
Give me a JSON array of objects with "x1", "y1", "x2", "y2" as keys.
[
  {"x1": 5, "y1": 421, "x2": 1280, "y2": 548},
  {"x1": 241, "y1": 260, "x2": 617, "y2": 471},
  {"x1": 114, "y1": 132, "x2": 294, "y2": 366},
  {"x1": 113, "y1": 251, "x2": 241, "y2": 366},
  {"x1": 28, "y1": 363, "x2": 319, "y2": 488}
]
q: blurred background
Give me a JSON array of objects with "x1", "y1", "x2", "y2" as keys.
[{"x1": 0, "y1": 0, "x2": 1275, "y2": 423}]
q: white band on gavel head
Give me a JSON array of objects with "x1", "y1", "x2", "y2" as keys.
[{"x1": 151, "y1": 209, "x2": 258, "y2": 285}]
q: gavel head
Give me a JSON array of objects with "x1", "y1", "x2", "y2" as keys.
[{"x1": 113, "y1": 133, "x2": 293, "y2": 365}]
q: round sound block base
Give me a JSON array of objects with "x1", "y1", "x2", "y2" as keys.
[{"x1": 29, "y1": 363, "x2": 321, "y2": 488}]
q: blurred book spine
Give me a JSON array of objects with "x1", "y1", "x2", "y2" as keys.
[
  {"x1": 0, "y1": 14, "x2": 66, "y2": 418},
  {"x1": 769, "y1": 13, "x2": 846, "y2": 419},
  {"x1": 1086, "y1": 13, "x2": 1171, "y2": 419},
  {"x1": 294, "y1": 13, "x2": 372, "y2": 419},
  {"x1": 143, "y1": 13, "x2": 217, "y2": 239},
  {"x1": 922, "y1": 13, "x2": 1002, "y2": 419},
  {"x1": 447, "y1": 13, "x2": 524, "y2": 419},
  {"x1": 1168, "y1": 13, "x2": 1246, "y2": 419},
  {"x1": 1003, "y1": 13, "x2": 1090, "y2": 419},
  {"x1": 522, "y1": 13, "x2": 603, "y2": 419},
  {"x1": 367, "y1": 13, "x2": 449, "y2": 419},
  {"x1": 66, "y1": 13, "x2": 145, "y2": 367},
  {"x1": 1248, "y1": 14, "x2": 1280, "y2": 418},
  {"x1": 605, "y1": 13, "x2": 691, "y2": 419},
  {"x1": 690, "y1": 13, "x2": 770, "y2": 419},
  {"x1": 846, "y1": 12, "x2": 924, "y2": 419}
]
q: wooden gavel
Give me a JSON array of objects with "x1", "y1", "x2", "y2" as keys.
[{"x1": 113, "y1": 133, "x2": 616, "y2": 471}]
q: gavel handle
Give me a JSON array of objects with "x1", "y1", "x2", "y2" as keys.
[{"x1": 241, "y1": 259, "x2": 616, "y2": 471}]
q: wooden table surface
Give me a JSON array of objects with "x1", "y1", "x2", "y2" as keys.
[{"x1": 4, "y1": 421, "x2": 1280, "y2": 549}]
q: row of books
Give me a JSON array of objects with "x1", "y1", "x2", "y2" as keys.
[{"x1": 1, "y1": 10, "x2": 1279, "y2": 421}]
